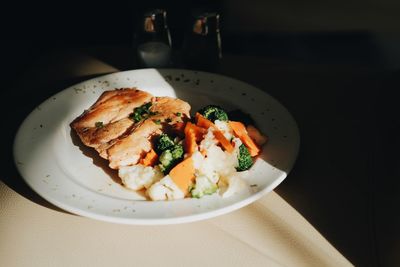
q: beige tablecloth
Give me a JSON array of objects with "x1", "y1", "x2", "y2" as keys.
[
  {"x1": 0, "y1": 50, "x2": 353, "y2": 267},
  {"x1": 0, "y1": 181, "x2": 351, "y2": 267}
]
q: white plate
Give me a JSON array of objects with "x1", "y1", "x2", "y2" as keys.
[{"x1": 13, "y1": 69, "x2": 299, "y2": 225}]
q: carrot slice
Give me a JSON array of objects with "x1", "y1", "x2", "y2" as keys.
[
  {"x1": 195, "y1": 113, "x2": 215, "y2": 129},
  {"x1": 213, "y1": 130, "x2": 234, "y2": 153},
  {"x1": 229, "y1": 121, "x2": 248, "y2": 136},
  {"x1": 246, "y1": 125, "x2": 268, "y2": 146},
  {"x1": 229, "y1": 121, "x2": 261, "y2": 157},
  {"x1": 169, "y1": 157, "x2": 195, "y2": 195},
  {"x1": 139, "y1": 149, "x2": 158, "y2": 166},
  {"x1": 240, "y1": 134, "x2": 261, "y2": 157},
  {"x1": 184, "y1": 128, "x2": 198, "y2": 155},
  {"x1": 184, "y1": 122, "x2": 207, "y2": 142}
]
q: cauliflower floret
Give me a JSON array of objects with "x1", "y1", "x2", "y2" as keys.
[
  {"x1": 191, "y1": 150, "x2": 205, "y2": 170},
  {"x1": 147, "y1": 175, "x2": 185, "y2": 201},
  {"x1": 118, "y1": 164, "x2": 163, "y2": 191},
  {"x1": 191, "y1": 175, "x2": 218, "y2": 198},
  {"x1": 190, "y1": 129, "x2": 247, "y2": 199},
  {"x1": 219, "y1": 172, "x2": 248, "y2": 198},
  {"x1": 205, "y1": 145, "x2": 238, "y2": 178},
  {"x1": 199, "y1": 129, "x2": 218, "y2": 152},
  {"x1": 192, "y1": 149, "x2": 218, "y2": 183},
  {"x1": 214, "y1": 119, "x2": 234, "y2": 140},
  {"x1": 196, "y1": 132, "x2": 239, "y2": 181}
]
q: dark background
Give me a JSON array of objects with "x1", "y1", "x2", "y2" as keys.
[
  {"x1": 2, "y1": 1, "x2": 400, "y2": 266},
  {"x1": 2, "y1": 1, "x2": 223, "y2": 80},
  {"x1": 4, "y1": 0, "x2": 400, "y2": 78}
]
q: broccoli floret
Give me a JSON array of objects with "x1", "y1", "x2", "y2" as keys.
[
  {"x1": 236, "y1": 144, "x2": 253, "y2": 171},
  {"x1": 171, "y1": 144, "x2": 184, "y2": 159},
  {"x1": 158, "y1": 144, "x2": 184, "y2": 174},
  {"x1": 159, "y1": 150, "x2": 173, "y2": 172},
  {"x1": 156, "y1": 134, "x2": 184, "y2": 173},
  {"x1": 155, "y1": 134, "x2": 175, "y2": 153},
  {"x1": 190, "y1": 176, "x2": 218, "y2": 198},
  {"x1": 198, "y1": 105, "x2": 228, "y2": 122}
]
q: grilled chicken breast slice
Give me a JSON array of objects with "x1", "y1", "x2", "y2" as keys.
[
  {"x1": 107, "y1": 97, "x2": 191, "y2": 169},
  {"x1": 71, "y1": 88, "x2": 153, "y2": 150}
]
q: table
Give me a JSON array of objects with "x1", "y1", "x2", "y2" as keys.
[{"x1": 0, "y1": 46, "x2": 395, "y2": 266}]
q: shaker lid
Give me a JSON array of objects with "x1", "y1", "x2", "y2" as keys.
[
  {"x1": 142, "y1": 9, "x2": 168, "y2": 33},
  {"x1": 193, "y1": 12, "x2": 220, "y2": 35}
]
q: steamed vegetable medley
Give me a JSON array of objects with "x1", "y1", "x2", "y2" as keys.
[{"x1": 118, "y1": 105, "x2": 268, "y2": 200}]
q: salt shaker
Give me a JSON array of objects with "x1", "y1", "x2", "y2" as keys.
[
  {"x1": 183, "y1": 12, "x2": 222, "y2": 71},
  {"x1": 135, "y1": 9, "x2": 172, "y2": 68}
]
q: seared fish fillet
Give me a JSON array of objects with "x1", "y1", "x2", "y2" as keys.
[{"x1": 71, "y1": 88, "x2": 153, "y2": 153}]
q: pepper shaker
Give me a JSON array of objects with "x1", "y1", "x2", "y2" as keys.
[{"x1": 183, "y1": 12, "x2": 222, "y2": 71}]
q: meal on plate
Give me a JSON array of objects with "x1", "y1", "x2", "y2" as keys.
[{"x1": 71, "y1": 88, "x2": 267, "y2": 200}]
